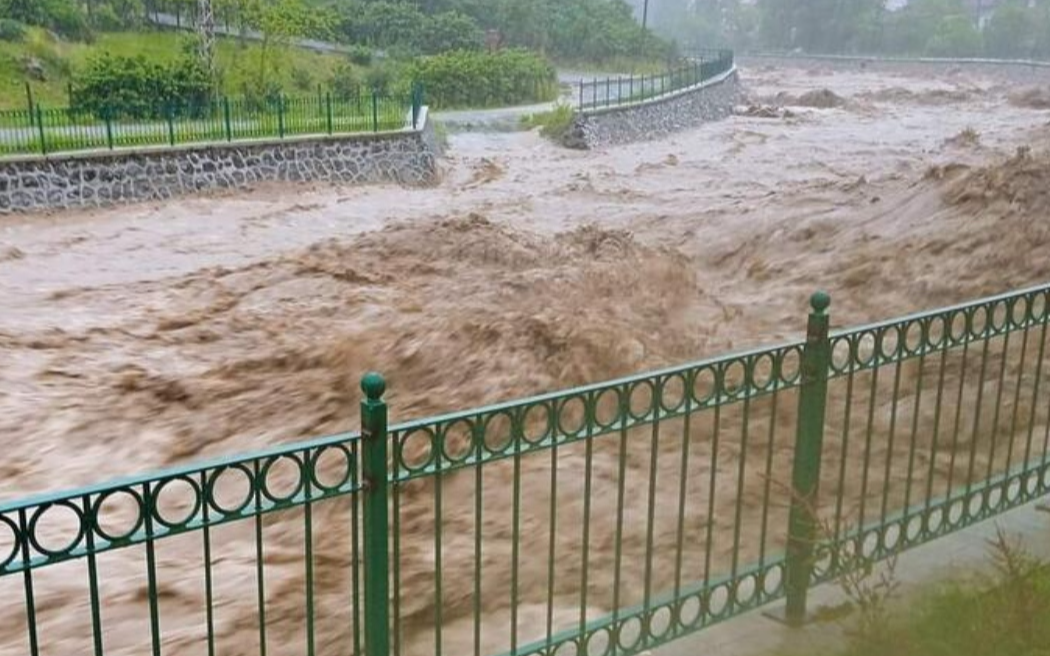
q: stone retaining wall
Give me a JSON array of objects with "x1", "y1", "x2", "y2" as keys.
[
  {"x1": 568, "y1": 70, "x2": 741, "y2": 148},
  {"x1": 0, "y1": 111, "x2": 440, "y2": 215}
]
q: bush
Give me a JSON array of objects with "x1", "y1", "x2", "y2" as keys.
[
  {"x1": 0, "y1": 19, "x2": 27, "y2": 42},
  {"x1": 365, "y1": 62, "x2": 401, "y2": 94},
  {"x1": 925, "y1": 14, "x2": 983, "y2": 57},
  {"x1": 14, "y1": 0, "x2": 94, "y2": 41},
  {"x1": 71, "y1": 53, "x2": 214, "y2": 119},
  {"x1": 521, "y1": 104, "x2": 575, "y2": 141},
  {"x1": 344, "y1": 44, "x2": 373, "y2": 67},
  {"x1": 419, "y1": 11, "x2": 483, "y2": 54},
  {"x1": 87, "y1": 5, "x2": 125, "y2": 31},
  {"x1": 408, "y1": 49, "x2": 557, "y2": 109},
  {"x1": 329, "y1": 62, "x2": 363, "y2": 100},
  {"x1": 291, "y1": 66, "x2": 314, "y2": 92}
]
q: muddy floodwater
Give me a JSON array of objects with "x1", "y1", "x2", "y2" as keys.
[{"x1": 1, "y1": 63, "x2": 1050, "y2": 656}]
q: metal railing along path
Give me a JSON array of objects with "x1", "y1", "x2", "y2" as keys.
[
  {"x1": 576, "y1": 49, "x2": 735, "y2": 111},
  {"x1": 0, "y1": 86, "x2": 425, "y2": 158},
  {"x1": 2, "y1": 283, "x2": 1050, "y2": 656}
]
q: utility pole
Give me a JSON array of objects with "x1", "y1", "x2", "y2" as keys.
[
  {"x1": 642, "y1": 0, "x2": 650, "y2": 29},
  {"x1": 198, "y1": 0, "x2": 216, "y2": 78}
]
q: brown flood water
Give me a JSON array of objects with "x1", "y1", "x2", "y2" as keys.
[{"x1": 1, "y1": 64, "x2": 1050, "y2": 656}]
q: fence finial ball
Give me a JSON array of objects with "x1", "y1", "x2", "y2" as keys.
[
  {"x1": 810, "y1": 291, "x2": 831, "y2": 314},
  {"x1": 361, "y1": 372, "x2": 386, "y2": 401}
]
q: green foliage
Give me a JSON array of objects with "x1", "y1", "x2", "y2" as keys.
[
  {"x1": 345, "y1": 44, "x2": 374, "y2": 67},
  {"x1": 332, "y1": 0, "x2": 672, "y2": 63},
  {"x1": 0, "y1": 19, "x2": 27, "y2": 42},
  {"x1": 334, "y1": 2, "x2": 480, "y2": 55},
  {"x1": 652, "y1": 0, "x2": 759, "y2": 51},
  {"x1": 725, "y1": 0, "x2": 1050, "y2": 58},
  {"x1": 290, "y1": 65, "x2": 314, "y2": 92},
  {"x1": 418, "y1": 11, "x2": 483, "y2": 54},
  {"x1": 984, "y1": 0, "x2": 1047, "y2": 58},
  {"x1": 70, "y1": 52, "x2": 213, "y2": 119},
  {"x1": 520, "y1": 103, "x2": 575, "y2": 140},
  {"x1": 543, "y1": 0, "x2": 674, "y2": 62},
  {"x1": 780, "y1": 530, "x2": 1050, "y2": 656},
  {"x1": 925, "y1": 14, "x2": 983, "y2": 57},
  {"x1": 328, "y1": 61, "x2": 363, "y2": 100},
  {"x1": 87, "y1": 5, "x2": 125, "y2": 32},
  {"x1": 338, "y1": 2, "x2": 424, "y2": 49},
  {"x1": 364, "y1": 61, "x2": 402, "y2": 94},
  {"x1": 0, "y1": 0, "x2": 93, "y2": 41},
  {"x1": 92, "y1": 0, "x2": 146, "y2": 29},
  {"x1": 407, "y1": 48, "x2": 557, "y2": 109},
  {"x1": 758, "y1": 0, "x2": 884, "y2": 53},
  {"x1": 233, "y1": 0, "x2": 330, "y2": 102}
]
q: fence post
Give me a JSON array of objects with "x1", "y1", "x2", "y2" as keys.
[
  {"x1": 372, "y1": 91, "x2": 379, "y2": 133},
  {"x1": 104, "y1": 106, "x2": 114, "y2": 150},
  {"x1": 783, "y1": 291, "x2": 832, "y2": 626},
  {"x1": 326, "y1": 92, "x2": 334, "y2": 134},
  {"x1": 360, "y1": 372, "x2": 390, "y2": 656},
  {"x1": 35, "y1": 106, "x2": 47, "y2": 156},
  {"x1": 410, "y1": 84, "x2": 421, "y2": 131},
  {"x1": 578, "y1": 81, "x2": 583, "y2": 110},
  {"x1": 278, "y1": 95, "x2": 286, "y2": 139},
  {"x1": 166, "y1": 102, "x2": 175, "y2": 146},
  {"x1": 224, "y1": 97, "x2": 233, "y2": 142}
]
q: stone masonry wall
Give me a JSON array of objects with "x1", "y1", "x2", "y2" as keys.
[
  {"x1": 569, "y1": 70, "x2": 741, "y2": 149},
  {"x1": 0, "y1": 113, "x2": 440, "y2": 215}
]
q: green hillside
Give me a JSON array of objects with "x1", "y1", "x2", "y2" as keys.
[{"x1": 1, "y1": 29, "x2": 351, "y2": 110}]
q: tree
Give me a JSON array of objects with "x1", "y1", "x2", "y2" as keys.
[
  {"x1": 233, "y1": 0, "x2": 327, "y2": 99},
  {"x1": 926, "y1": 13, "x2": 983, "y2": 56},
  {"x1": 984, "y1": 1, "x2": 1037, "y2": 58},
  {"x1": 758, "y1": 0, "x2": 883, "y2": 53}
]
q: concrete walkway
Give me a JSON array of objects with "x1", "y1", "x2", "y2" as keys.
[{"x1": 654, "y1": 500, "x2": 1050, "y2": 656}]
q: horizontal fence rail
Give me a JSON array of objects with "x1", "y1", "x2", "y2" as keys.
[
  {"x1": 0, "y1": 86, "x2": 423, "y2": 158},
  {"x1": 2, "y1": 283, "x2": 1050, "y2": 656},
  {"x1": 577, "y1": 49, "x2": 734, "y2": 111}
]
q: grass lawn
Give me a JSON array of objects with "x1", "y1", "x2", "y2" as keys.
[
  {"x1": 784, "y1": 531, "x2": 1050, "y2": 656},
  {"x1": 1, "y1": 28, "x2": 355, "y2": 110}
]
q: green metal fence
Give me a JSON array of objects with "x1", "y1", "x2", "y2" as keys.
[
  {"x1": 577, "y1": 49, "x2": 735, "y2": 111},
  {"x1": 2, "y1": 283, "x2": 1050, "y2": 656},
  {"x1": 0, "y1": 87, "x2": 423, "y2": 158}
]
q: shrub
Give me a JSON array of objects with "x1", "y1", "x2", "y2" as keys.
[
  {"x1": 344, "y1": 44, "x2": 373, "y2": 67},
  {"x1": 407, "y1": 49, "x2": 557, "y2": 109},
  {"x1": 329, "y1": 62, "x2": 363, "y2": 100},
  {"x1": 41, "y1": 0, "x2": 93, "y2": 41},
  {"x1": 0, "y1": 19, "x2": 27, "y2": 42},
  {"x1": 365, "y1": 61, "x2": 401, "y2": 94},
  {"x1": 925, "y1": 14, "x2": 983, "y2": 57},
  {"x1": 291, "y1": 65, "x2": 314, "y2": 92},
  {"x1": 419, "y1": 11, "x2": 483, "y2": 54},
  {"x1": 87, "y1": 4, "x2": 125, "y2": 31},
  {"x1": 71, "y1": 53, "x2": 214, "y2": 119},
  {"x1": 521, "y1": 104, "x2": 575, "y2": 141}
]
